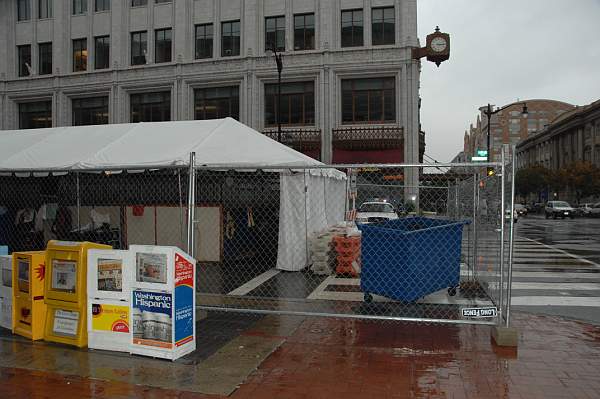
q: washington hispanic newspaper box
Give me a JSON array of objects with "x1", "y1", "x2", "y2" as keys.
[
  {"x1": 43, "y1": 241, "x2": 111, "y2": 348},
  {"x1": 87, "y1": 249, "x2": 133, "y2": 352},
  {"x1": 129, "y1": 245, "x2": 196, "y2": 360}
]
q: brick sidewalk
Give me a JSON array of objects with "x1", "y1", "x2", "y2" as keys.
[{"x1": 1, "y1": 312, "x2": 600, "y2": 398}]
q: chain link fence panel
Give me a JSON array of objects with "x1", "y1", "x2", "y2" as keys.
[{"x1": 194, "y1": 163, "x2": 513, "y2": 325}]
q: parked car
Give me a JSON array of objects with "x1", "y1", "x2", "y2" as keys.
[
  {"x1": 573, "y1": 204, "x2": 594, "y2": 217},
  {"x1": 545, "y1": 201, "x2": 575, "y2": 219},
  {"x1": 356, "y1": 201, "x2": 399, "y2": 224},
  {"x1": 577, "y1": 203, "x2": 595, "y2": 216},
  {"x1": 591, "y1": 203, "x2": 600, "y2": 218},
  {"x1": 514, "y1": 204, "x2": 528, "y2": 217}
]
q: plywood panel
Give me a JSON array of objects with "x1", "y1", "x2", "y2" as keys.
[{"x1": 195, "y1": 206, "x2": 222, "y2": 262}]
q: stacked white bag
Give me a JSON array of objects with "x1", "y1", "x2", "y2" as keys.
[{"x1": 309, "y1": 222, "x2": 361, "y2": 275}]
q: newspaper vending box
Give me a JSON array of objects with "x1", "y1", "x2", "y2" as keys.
[
  {"x1": 87, "y1": 249, "x2": 133, "y2": 352},
  {"x1": 0, "y1": 255, "x2": 12, "y2": 330},
  {"x1": 43, "y1": 241, "x2": 111, "y2": 348},
  {"x1": 129, "y1": 245, "x2": 196, "y2": 360},
  {"x1": 12, "y1": 251, "x2": 47, "y2": 340}
]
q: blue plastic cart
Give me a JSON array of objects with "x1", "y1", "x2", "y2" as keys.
[{"x1": 358, "y1": 217, "x2": 469, "y2": 303}]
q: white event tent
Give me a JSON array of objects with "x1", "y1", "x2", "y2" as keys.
[{"x1": 0, "y1": 118, "x2": 346, "y2": 271}]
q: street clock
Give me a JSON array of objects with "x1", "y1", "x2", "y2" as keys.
[{"x1": 412, "y1": 26, "x2": 451, "y2": 67}]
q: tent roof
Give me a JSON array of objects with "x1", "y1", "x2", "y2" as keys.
[{"x1": 0, "y1": 118, "x2": 335, "y2": 173}]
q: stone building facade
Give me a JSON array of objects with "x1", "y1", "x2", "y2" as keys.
[
  {"x1": 0, "y1": 0, "x2": 422, "y2": 166},
  {"x1": 516, "y1": 99, "x2": 600, "y2": 171},
  {"x1": 463, "y1": 99, "x2": 574, "y2": 162}
]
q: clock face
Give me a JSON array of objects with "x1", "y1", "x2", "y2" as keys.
[{"x1": 430, "y1": 37, "x2": 447, "y2": 52}]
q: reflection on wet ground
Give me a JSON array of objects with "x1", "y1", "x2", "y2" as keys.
[{"x1": 2, "y1": 311, "x2": 600, "y2": 398}]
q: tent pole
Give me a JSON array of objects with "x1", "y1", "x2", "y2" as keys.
[
  {"x1": 187, "y1": 152, "x2": 196, "y2": 257},
  {"x1": 76, "y1": 172, "x2": 81, "y2": 231}
]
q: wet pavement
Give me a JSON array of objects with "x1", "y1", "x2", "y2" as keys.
[
  {"x1": 2, "y1": 311, "x2": 600, "y2": 398},
  {"x1": 517, "y1": 214, "x2": 600, "y2": 264},
  {"x1": 511, "y1": 215, "x2": 600, "y2": 324}
]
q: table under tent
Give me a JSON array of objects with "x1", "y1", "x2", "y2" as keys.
[{"x1": 0, "y1": 118, "x2": 347, "y2": 295}]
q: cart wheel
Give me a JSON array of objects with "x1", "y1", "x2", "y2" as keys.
[
  {"x1": 448, "y1": 287, "x2": 457, "y2": 297},
  {"x1": 364, "y1": 293, "x2": 373, "y2": 303}
]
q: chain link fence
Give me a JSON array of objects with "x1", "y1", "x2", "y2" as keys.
[{"x1": 0, "y1": 158, "x2": 515, "y2": 326}]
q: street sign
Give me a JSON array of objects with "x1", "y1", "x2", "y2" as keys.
[
  {"x1": 472, "y1": 156, "x2": 488, "y2": 161},
  {"x1": 461, "y1": 307, "x2": 497, "y2": 318}
]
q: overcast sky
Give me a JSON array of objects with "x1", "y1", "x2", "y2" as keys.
[{"x1": 417, "y1": 0, "x2": 600, "y2": 162}]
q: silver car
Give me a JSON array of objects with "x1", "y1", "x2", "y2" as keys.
[{"x1": 545, "y1": 201, "x2": 575, "y2": 219}]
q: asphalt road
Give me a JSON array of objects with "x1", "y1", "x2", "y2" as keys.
[{"x1": 511, "y1": 213, "x2": 600, "y2": 324}]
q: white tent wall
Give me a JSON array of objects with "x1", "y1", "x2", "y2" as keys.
[{"x1": 276, "y1": 171, "x2": 346, "y2": 272}]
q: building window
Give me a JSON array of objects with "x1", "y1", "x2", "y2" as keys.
[
  {"x1": 131, "y1": 0, "x2": 146, "y2": 6},
  {"x1": 265, "y1": 16, "x2": 285, "y2": 52},
  {"x1": 17, "y1": 45, "x2": 31, "y2": 77},
  {"x1": 95, "y1": 36, "x2": 110, "y2": 69},
  {"x1": 73, "y1": 0, "x2": 87, "y2": 14},
  {"x1": 341, "y1": 78, "x2": 395, "y2": 124},
  {"x1": 72, "y1": 97, "x2": 109, "y2": 125},
  {"x1": 341, "y1": 9, "x2": 363, "y2": 48},
  {"x1": 130, "y1": 92, "x2": 171, "y2": 122},
  {"x1": 19, "y1": 101, "x2": 52, "y2": 129},
  {"x1": 17, "y1": 0, "x2": 31, "y2": 21},
  {"x1": 265, "y1": 82, "x2": 314, "y2": 127},
  {"x1": 221, "y1": 20, "x2": 240, "y2": 57},
  {"x1": 131, "y1": 31, "x2": 147, "y2": 65},
  {"x1": 195, "y1": 24, "x2": 213, "y2": 59},
  {"x1": 294, "y1": 13, "x2": 315, "y2": 51},
  {"x1": 38, "y1": 42, "x2": 52, "y2": 75},
  {"x1": 154, "y1": 28, "x2": 172, "y2": 63},
  {"x1": 372, "y1": 7, "x2": 394, "y2": 45},
  {"x1": 194, "y1": 86, "x2": 239, "y2": 120},
  {"x1": 95, "y1": 0, "x2": 109, "y2": 11},
  {"x1": 39, "y1": 0, "x2": 52, "y2": 19},
  {"x1": 73, "y1": 38, "x2": 87, "y2": 72}
]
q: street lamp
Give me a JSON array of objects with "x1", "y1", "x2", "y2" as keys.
[
  {"x1": 266, "y1": 45, "x2": 283, "y2": 143},
  {"x1": 483, "y1": 101, "x2": 528, "y2": 174}
]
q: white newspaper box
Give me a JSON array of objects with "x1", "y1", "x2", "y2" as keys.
[
  {"x1": 87, "y1": 249, "x2": 133, "y2": 352},
  {"x1": 0, "y1": 255, "x2": 12, "y2": 330},
  {"x1": 129, "y1": 245, "x2": 196, "y2": 361}
]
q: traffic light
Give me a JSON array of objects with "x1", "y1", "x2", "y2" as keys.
[{"x1": 487, "y1": 167, "x2": 495, "y2": 176}]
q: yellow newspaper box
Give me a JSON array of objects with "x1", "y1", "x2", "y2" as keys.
[
  {"x1": 44, "y1": 241, "x2": 111, "y2": 347},
  {"x1": 12, "y1": 251, "x2": 47, "y2": 340}
]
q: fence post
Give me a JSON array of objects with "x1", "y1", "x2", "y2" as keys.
[
  {"x1": 505, "y1": 146, "x2": 517, "y2": 327},
  {"x1": 454, "y1": 178, "x2": 459, "y2": 218},
  {"x1": 76, "y1": 172, "x2": 81, "y2": 231},
  {"x1": 498, "y1": 148, "x2": 506, "y2": 324},
  {"x1": 187, "y1": 152, "x2": 196, "y2": 257},
  {"x1": 472, "y1": 173, "x2": 479, "y2": 280}
]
